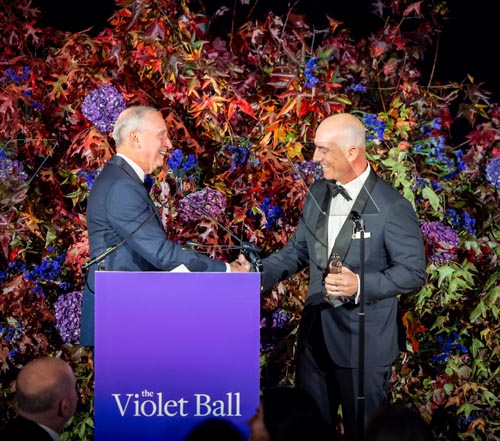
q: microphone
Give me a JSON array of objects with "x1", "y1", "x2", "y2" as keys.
[
  {"x1": 182, "y1": 240, "x2": 200, "y2": 251},
  {"x1": 182, "y1": 194, "x2": 263, "y2": 272},
  {"x1": 350, "y1": 210, "x2": 364, "y2": 233}
]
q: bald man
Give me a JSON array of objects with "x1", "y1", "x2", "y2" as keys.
[
  {"x1": 80, "y1": 105, "x2": 250, "y2": 346},
  {"x1": 261, "y1": 113, "x2": 426, "y2": 441},
  {"x1": 0, "y1": 357, "x2": 78, "y2": 440}
]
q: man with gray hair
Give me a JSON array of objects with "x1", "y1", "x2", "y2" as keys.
[{"x1": 80, "y1": 105, "x2": 251, "y2": 346}]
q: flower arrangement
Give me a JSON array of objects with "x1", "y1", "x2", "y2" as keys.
[{"x1": 1, "y1": 0, "x2": 499, "y2": 439}]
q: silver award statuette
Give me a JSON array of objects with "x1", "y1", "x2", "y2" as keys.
[
  {"x1": 328, "y1": 253, "x2": 342, "y2": 274},
  {"x1": 325, "y1": 253, "x2": 344, "y2": 307}
]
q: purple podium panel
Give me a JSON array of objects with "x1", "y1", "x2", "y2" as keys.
[{"x1": 94, "y1": 271, "x2": 261, "y2": 441}]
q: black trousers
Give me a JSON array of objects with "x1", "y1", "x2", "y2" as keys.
[{"x1": 295, "y1": 312, "x2": 391, "y2": 441}]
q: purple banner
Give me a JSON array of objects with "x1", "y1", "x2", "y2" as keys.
[{"x1": 94, "y1": 271, "x2": 261, "y2": 440}]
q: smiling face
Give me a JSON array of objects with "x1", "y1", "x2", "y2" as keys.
[
  {"x1": 114, "y1": 107, "x2": 173, "y2": 174},
  {"x1": 313, "y1": 113, "x2": 368, "y2": 184},
  {"x1": 133, "y1": 111, "x2": 173, "y2": 173}
]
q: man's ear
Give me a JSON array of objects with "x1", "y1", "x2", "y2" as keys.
[
  {"x1": 130, "y1": 130, "x2": 140, "y2": 144},
  {"x1": 348, "y1": 146, "x2": 361, "y2": 160}
]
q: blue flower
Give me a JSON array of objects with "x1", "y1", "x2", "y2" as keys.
[
  {"x1": 77, "y1": 168, "x2": 100, "y2": 190},
  {"x1": 225, "y1": 142, "x2": 259, "y2": 171},
  {"x1": 432, "y1": 332, "x2": 468, "y2": 364},
  {"x1": 362, "y1": 114, "x2": 386, "y2": 142},
  {"x1": 167, "y1": 149, "x2": 199, "y2": 178},
  {"x1": 445, "y1": 209, "x2": 476, "y2": 236},
  {"x1": 349, "y1": 83, "x2": 367, "y2": 93},
  {"x1": 258, "y1": 197, "x2": 285, "y2": 228},
  {"x1": 304, "y1": 57, "x2": 319, "y2": 89}
]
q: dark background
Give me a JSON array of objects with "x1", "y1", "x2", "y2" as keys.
[{"x1": 31, "y1": 0, "x2": 499, "y2": 103}]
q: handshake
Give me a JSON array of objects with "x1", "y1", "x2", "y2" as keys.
[{"x1": 230, "y1": 242, "x2": 262, "y2": 273}]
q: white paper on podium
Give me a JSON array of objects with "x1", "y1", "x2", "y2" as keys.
[{"x1": 170, "y1": 264, "x2": 190, "y2": 272}]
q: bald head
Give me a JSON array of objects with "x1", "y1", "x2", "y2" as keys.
[
  {"x1": 313, "y1": 113, "x2": 368, "y2": 183},
  {"x1": 314, "y1": 113, "x2": 366, "y2": 150},
  {"x1": 16, "y1": 357, "x2": 78, "y2": 433}
]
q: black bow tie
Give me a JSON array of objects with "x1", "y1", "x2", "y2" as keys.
[
  {"x1": 326, "y1": 180, "x2": 352, "y2": 201},
  {"x1": 144, "y1": 174, "x2": 154, "y2": 193}
]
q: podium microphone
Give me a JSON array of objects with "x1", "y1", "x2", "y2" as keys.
[
  {"x1": 350, "y1": 210, "x2": 364, "y2": 232},
  {"x1": 182, "y1": 194, "x2": 263, "y2": 272}
]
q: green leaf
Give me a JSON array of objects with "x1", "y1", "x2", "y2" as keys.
[
  {"x1": 421, "y1": 185, "x2": 442, "y2": 212},
  {"x1": 457, "y1": 402, "x2": 480, "y2": 417}
]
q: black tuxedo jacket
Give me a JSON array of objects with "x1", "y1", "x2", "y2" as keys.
[
  {"x1": 261, "y1": 168, "x2": 426, "y2": 368},
  {"x1": 0, "y1": 415, "x2": 54, "y2": 440}
]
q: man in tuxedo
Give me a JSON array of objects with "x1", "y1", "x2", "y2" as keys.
[
  {"x1": 0, "y1": 357, "x2": 78, "y2": 440},
  {"x1": 261, "y1": 113, "x2": 426, "y2": 441},
  {"x1": 80, "y1": 105, "x2": 250, "y2": 346}
]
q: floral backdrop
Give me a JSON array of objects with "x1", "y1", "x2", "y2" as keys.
[{"x1": 1, "y1": 0, "x2": 499, "y2": 439}]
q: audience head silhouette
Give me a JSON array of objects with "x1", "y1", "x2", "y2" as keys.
[
  {"x1": 0, "y1": 356, "x2": 78, "y2": 440},
  {"x1": 364, "y1": 404, "x2": 435, "y2": 441},
  {"x1": 184, "y1": 417, "x2": 245, "y2": 441},
  {"x1": 248, "y1": 386, "x2": 331, "y2": 441}
]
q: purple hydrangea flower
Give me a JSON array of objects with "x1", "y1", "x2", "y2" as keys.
[
  {"x1": 178, "y1": 187, "x2": 227, "y2": 222},
  {"x1": 420, "y1": 221, "x2": 460, "y2": 262},
  {"x1": 54, "y1": 291, "x2": 83, "y2": 343},
  {"x1": 293, "y1": 160, "x2": 324, "y2": 181},
  {"x1": 0, "y1": 154, "x2": 28, "y2": 183},
  {"x1": 485, "y1": 156, "x2": 500, "y2": 188},
  {"x1": 81, "y1": 85, "x2": 126, "y2": 133}
]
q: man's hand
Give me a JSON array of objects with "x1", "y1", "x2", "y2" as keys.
[
  {"x1": 229, "y1": 253, "x2": 252, "y2": 272},
  {"x1": 324, "y1": 265, "x2": 358, "y2": 298}
]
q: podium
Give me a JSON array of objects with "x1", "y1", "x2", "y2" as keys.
[{"x1": 94, "y1": 271, "x2": 261, "y2": 440}]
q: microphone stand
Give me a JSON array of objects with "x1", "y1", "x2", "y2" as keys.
[
  {"x1": 182, "y1": 194, "x2": 263, "y2": 272},
  {"x1": 351, "y1": 211, "x2": 366, "y2": 441}
]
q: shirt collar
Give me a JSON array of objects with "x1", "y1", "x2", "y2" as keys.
[
  {"x1": 116, "y1": 153, "x2": 145, "y2": 182},
  {"x1": 38, "y1": 423, "x2": 60, "y2": 441}
]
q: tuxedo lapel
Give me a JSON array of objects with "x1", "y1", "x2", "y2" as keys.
[
  {"x1": 109, "y1": 155, "x2": 163, "y2": 227},
  {"x1": 314, "y1": 183, "x2": 331, "y2": 270},
  {"x1": 330, "y1": 169, "x2": 378, "y2": 260}
]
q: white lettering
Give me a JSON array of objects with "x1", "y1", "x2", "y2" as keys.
[
  {"x1": 111, "y1": 391, "x2": 240, "y2": 417},
  {"x1": 194, "y1": 394, "x2": 211, "y2": 416},
  {"x1": 112, "y1": 393, "x2": 137, "y2": 417}
]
